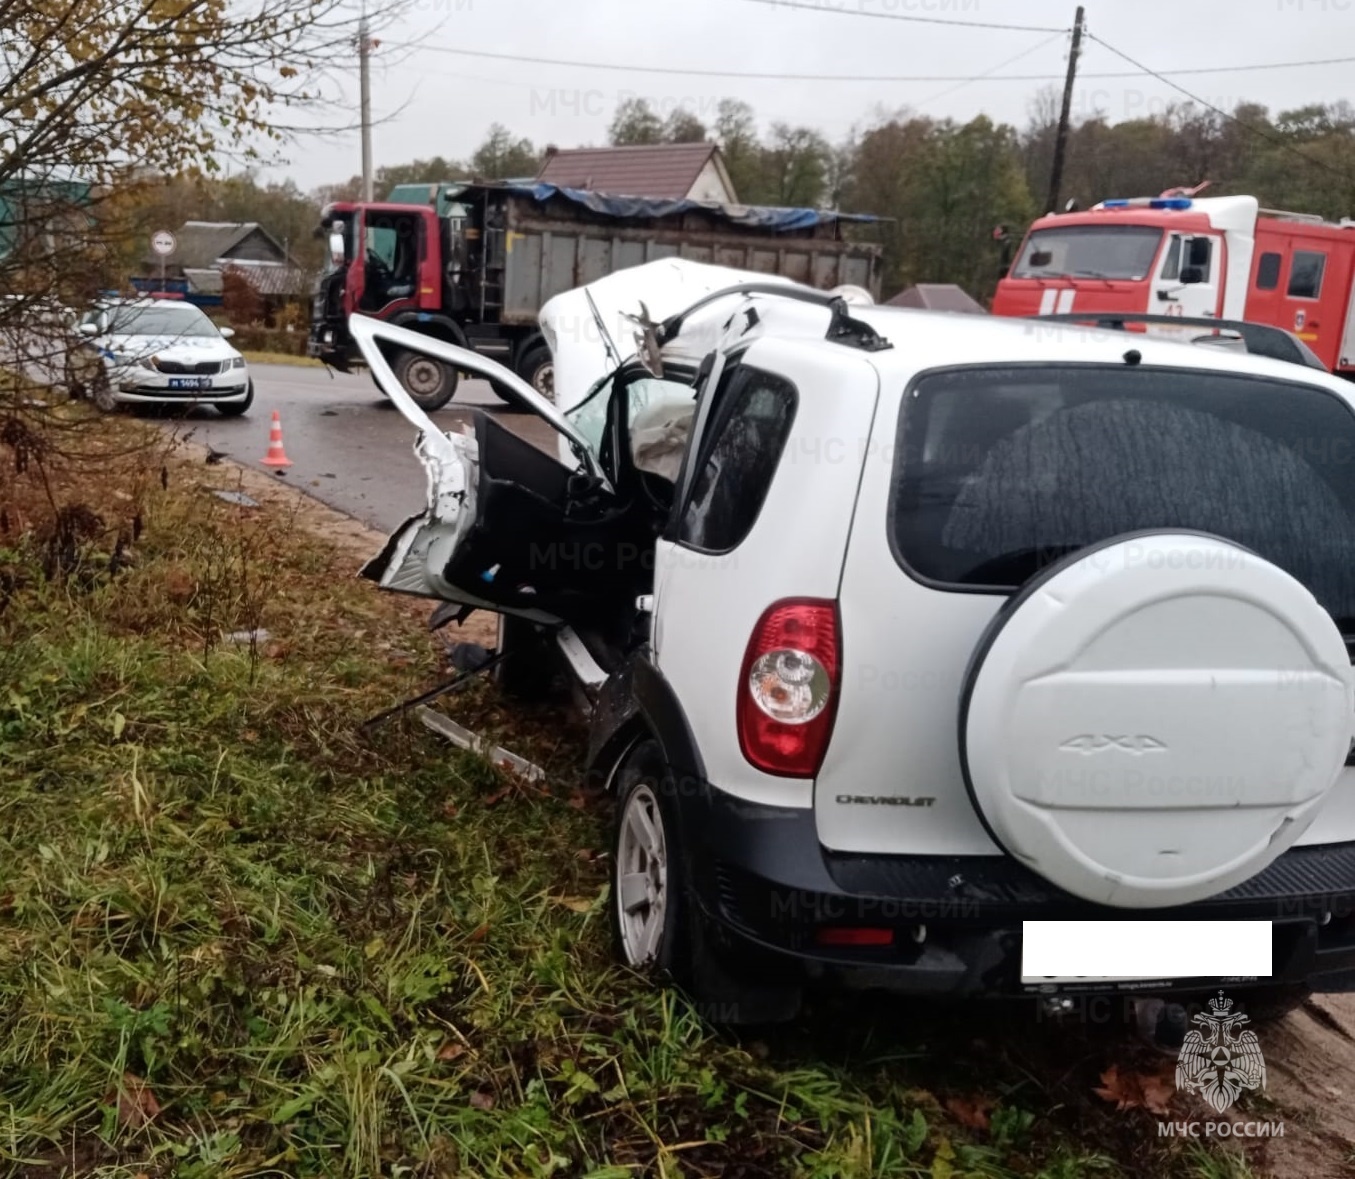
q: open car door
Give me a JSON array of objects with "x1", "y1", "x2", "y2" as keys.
[{"x1": 353, "y1": 315, "x2": 634, "y2": 627}]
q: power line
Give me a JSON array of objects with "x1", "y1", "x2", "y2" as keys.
[
  {"x1": 738, "y1": 0, "x2": 1068, "y2": 33},
  {"x1": 1088, "y1": 33, "x2": 1355, "y2": 186},
  {"x1": 914, "y1": 33, "x2": 1065, "y2": 108},
  {"x1": 386, "y1": 40, "x2": 1355, "y2": 85}
]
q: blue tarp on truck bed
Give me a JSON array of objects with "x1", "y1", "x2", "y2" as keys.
[
  {"x1": 508, "y1": 183, "x2": 881, "y2": 231},
  {"x1": 388, "y1": 180, "x2": 881, "y2": 232}
]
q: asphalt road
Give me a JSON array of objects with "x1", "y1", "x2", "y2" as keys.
[{"x1": 156, "y1": 362, "x2": 559, "y2": 534}]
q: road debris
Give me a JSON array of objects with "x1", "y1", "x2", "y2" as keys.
[
  {"x1": 414, "y1": 705, "x2": 546, "y2": 783},
  {"x1": 211, "y1": 489, "x2": 260, "y2": 507}
]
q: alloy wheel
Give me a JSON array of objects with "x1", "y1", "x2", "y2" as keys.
[{"x1": 615, "y1": 782, "x2": 668, "y2": 966}]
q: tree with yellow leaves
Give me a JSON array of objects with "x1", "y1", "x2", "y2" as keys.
[{"x1": 0, "y1": 0, "x2": 397, "y2": 317}]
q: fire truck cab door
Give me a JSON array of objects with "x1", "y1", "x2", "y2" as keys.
[{"x1": 1155, "y1": 232, "x2": 1224, "y2": 319}]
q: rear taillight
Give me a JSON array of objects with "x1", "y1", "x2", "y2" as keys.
[{"x1": 737, "y1": 599, "x2": 841, "y2": 778}]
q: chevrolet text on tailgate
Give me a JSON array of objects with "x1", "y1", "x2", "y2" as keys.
[
  {"x1": 991, "y1": 191, "x2": 1355, "y2": 375},
  {"x1": 355, "y1": 257, "x2": 1355, "y2": 1023}
]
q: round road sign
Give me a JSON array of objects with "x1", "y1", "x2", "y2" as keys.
[{"x1": 151, "y1": 230, "x2": 177, "y2": 257}]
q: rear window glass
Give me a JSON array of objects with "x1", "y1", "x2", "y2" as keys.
[{"x1": 890, "y1": 365, "x2": 1355, "y2": 632}]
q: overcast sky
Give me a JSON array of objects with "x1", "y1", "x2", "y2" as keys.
[{"x1": 270, "y1": 0, "x2": 1355, "y2": 192}]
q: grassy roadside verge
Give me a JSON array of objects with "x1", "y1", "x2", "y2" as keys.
[
  {"x1": 0, "y1": 414, "x2": 1259, "y2": 1178},
  {"x1": 240, "y1": 350, "x2": 322, "y2": 368}
]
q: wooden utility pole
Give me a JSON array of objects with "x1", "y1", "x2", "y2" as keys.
[
  {"x1": 1045, "y1": 6, "x2": 1085, "y2": 214},
  {"x1": 359, "y1": 6, "x2": 373, "y2": 202}
]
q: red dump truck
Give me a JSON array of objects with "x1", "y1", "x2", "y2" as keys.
[
  {"x1": 991, "y1": 193, "x2": 1355, "y2": 375},
  {"x1": 308, "y1": 180, "x2": 882, "y2": 408}
]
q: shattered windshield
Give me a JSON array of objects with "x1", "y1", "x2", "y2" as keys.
[
  {"x1": 565, "y1": 372, "x2": 695, "y2": 461},
  {"x1": 1012, "y1": 225, "x2": 1163, "y2": 280},
  {"x1": 565, "y1": 374, "x2": 614, "y2": 456}
]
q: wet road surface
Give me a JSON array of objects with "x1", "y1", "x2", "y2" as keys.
[{"x1": 154, "y1": 362, "x2": 559, "y2": 533}]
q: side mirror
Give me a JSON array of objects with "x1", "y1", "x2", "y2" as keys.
[
  {"x1": 78, "y1": 321, "x2": 98, "y2": 336},
  {"x1": 329, "y1": 232, "x2": 346, "y2": 268},
  {"x1": 219, "y1": 325, "x2": 235, "y2": 339},
  {"x1": 1180, "y1": 265, "x2": 1206, "y2": 285}
]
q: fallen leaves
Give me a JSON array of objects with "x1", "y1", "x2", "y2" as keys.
[
  {"x1": 103, "y1": 1072, "x2": 161, "y2": 1128},
  {"x1": 480, "y1": 784, "x2": 512, "y2": 808},
  {"x1": 944, "y1": 1094, "x2": 994, "y2": 1130},
  {"x1": 1093, "y1": 1064, "x2": 1175, "y2": 1115}
]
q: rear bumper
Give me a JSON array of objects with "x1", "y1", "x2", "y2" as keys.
[{"x1": 675, "y1": 783, "x2": 1355, "y2": 998}]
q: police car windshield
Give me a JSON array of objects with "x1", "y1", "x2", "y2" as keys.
[{"x1": 106, "y1": 304, "x2": 219, "y2": 338}]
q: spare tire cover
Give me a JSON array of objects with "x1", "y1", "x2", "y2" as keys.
[{"x1": 961, "y1": 531, "x2": 1353, "y2": 908}]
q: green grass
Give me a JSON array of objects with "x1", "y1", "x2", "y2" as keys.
[
  {"x1": 240, "y1": 350, "x2": 321, "y2": 368},
  {"x1": 0, "y1": 448, "x2": 1274, "y2": 1178}
]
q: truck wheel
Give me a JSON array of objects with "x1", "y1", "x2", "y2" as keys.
[
  {"x1": 517, "y1": 344, "x2": 554, "y2": 402},
  {"x1": 392, "y1": 348, "x2": 458, "y2": 412}
]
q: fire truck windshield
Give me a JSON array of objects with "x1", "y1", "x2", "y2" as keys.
[{"x1": 1012, "y1": 225, "x2": 1163, "y2": 281}]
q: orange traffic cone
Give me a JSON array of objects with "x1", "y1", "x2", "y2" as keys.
[{"x1": 260, "y1": 410, "x2": 292, "y2": 468}]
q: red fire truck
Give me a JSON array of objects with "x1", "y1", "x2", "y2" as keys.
[{"x1": 991, "y1": 194, "x2": 1355, "y2": 375}]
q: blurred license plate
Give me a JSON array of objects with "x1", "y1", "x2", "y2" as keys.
[
  {"x1": 1020, "y1": 920, "x2": 1272, "y2": 982},
  {"x1": 168, "y1": 377, "x2": 212, "y2": 390}
]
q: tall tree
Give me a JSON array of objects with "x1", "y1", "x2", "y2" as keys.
[
  {"x1": 609, "y1": 97, "x2": 664, "y2": 146},
  {"x1": 761, "y1": 124, "x2": 833, "y2": 207},
  {"x1": 470, "y1": 124, "x2": 540, "y2": 180},
  {"x1": 714, "y1": 98, "x2": 763, "y2": 204},
  {"x1": 841, "y1": 113, "x2": 1034, "y2": 300},
  {"x1": 1, "y1": 0, "x2": 389, "y2": 309},
  {"x1": 663, "y1": 109, "x2": 707, "y2": 144}
]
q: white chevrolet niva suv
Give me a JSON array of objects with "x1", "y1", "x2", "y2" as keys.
[{"x1": 353, "y1": 259, "x2": 1355, "y2": 1022}]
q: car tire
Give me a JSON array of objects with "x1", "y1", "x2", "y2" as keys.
[
  {"x1": 90, "y1": 366, "x2": 119, "y2": 413},
  {"x1": 610, "y1": 739, "x2": 802, "y2": 1024},
  {"x1": 493, "y1": 613, "x2": 559, "y2": 701},
  {"x1": 516, "y1": 344, "x2": 554, "y2": 403},
  {"x1": 216, "y1": 380, "x2": 253, "y2": 417},
  {"x1": 392, "y1": 348, "x2": 458, "y2": 412}
]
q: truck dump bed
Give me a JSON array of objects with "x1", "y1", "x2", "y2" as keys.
[{"x1": 430, "y1": 182, "x2": 882, "y2": 323}]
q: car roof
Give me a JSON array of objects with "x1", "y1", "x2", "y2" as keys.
[
  {"x1": 98, "y1": 298, "x2": 202, "y2": 310},
  {"x1": 827, "y1": 304, "x2": 1355, "y2": 408}
]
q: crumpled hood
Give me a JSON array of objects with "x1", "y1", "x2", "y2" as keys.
[{"x1": 539, "y1": 259, "x2": 795, "y2": 413}]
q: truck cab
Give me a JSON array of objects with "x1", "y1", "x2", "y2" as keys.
[
  {"x1": 992, "y1": 194, "x2": 1355, "y2": 376},
  {"x1": 992, "y1": 195, "x2": 1255, "y2": 322}
]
